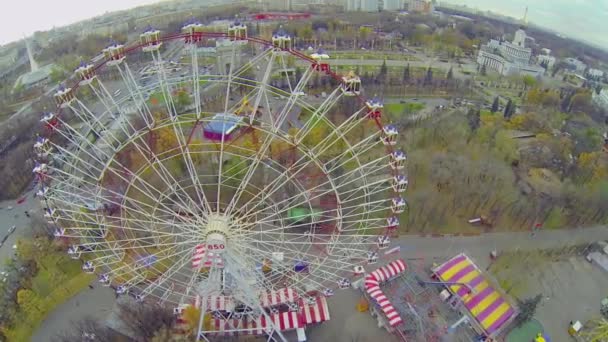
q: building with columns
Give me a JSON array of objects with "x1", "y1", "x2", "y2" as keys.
[
  {"x1": 383, "y1": 0, "x2": 403, "y2": 11},
  {"x1": 476, "y1": 28, "x2": 544, "y2": 77}
]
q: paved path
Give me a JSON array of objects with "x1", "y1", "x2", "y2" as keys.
[{"x1": 396, "y1": 225, "x2": 607, "y2": 262}]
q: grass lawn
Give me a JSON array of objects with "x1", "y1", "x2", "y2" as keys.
[{"x1": 384, "y1": 102, "x2": 425, "y2": 116}]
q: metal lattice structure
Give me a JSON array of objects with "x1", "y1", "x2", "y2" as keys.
[{"x1": 33, "y1": 22, "x2": 409, "y2": 340}]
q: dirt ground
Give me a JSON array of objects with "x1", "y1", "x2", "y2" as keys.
[{"x1": 489, "y1": 250, "x2": 608, "y2": 342}]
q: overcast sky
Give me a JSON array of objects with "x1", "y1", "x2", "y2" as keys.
[
  {"x1": 447, "y1": 0, "x2": 608, "y2": 47},
  {"x1": 0, "y1": 0, "x2": 160, "y2": 46},
  {"x1": 0, "y1": 0, "x2": 607, "y2": 47}
]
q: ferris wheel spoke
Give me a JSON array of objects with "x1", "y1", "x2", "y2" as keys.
[
  {"x1": 148, "y1": 49, "x2": 214, "y2": 216},
  {"x1": 224, "y1": 62, "x2": 314, "y2": 215},
  {"x1": 46, "y1": 169, "x2": 199, "y2": 229},
  {"x1": 235, "y1": 102, "x2": 368, "y2": 220},
  {"x1": 237, "y1": 152, "x2": 389, "y2": 226},
  {"x1": 136, "y1": 246, "x2": 196, "y2": 299}
]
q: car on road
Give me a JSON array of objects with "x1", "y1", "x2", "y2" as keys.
[{"x1": 8, "y1": 226, "x2": 16, "y2": 234}]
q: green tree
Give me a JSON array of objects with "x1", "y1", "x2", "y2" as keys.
[
  {"x1": 466, "y1": 107, "x2": 481, "y2": 132},
  {"x1": 49, "y1": 67, "x2": 66, "y2": 84},
  {"x1": 514, "y1": 294, "x2": 542, "y2": 328},
  {"x1": 402, "y1": 64, "x2": 410, "y2": 83},
  {"x1": 446, "y1": 67, "x2": 453, "y2": 80},
  {"x1": 377, "y1": 59, "x2": 388, "y2": 84},
  {"x1": 503, "y1": 99, "x2": 515, "y2": 119},
  {"x1": 424, "y1": 67, "x2": 433, "y2": 86},
  {"x1": 175, "y1": 89, "x2": 191, "y2": 111},
  {"x1": 522, "y1": 75, "x2": 536, "y2": 89},
  {"x1": 491, "y1": 96, "x2": 499, "y2": 113}
]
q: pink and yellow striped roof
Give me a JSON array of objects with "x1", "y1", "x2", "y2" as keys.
[{"x1": 434, "y1": 254, "x2": 515, "y2": 335}]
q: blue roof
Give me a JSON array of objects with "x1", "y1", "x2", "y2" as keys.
[{"x1": 204, "y1": 113, "x2": 243, "y2": 134}]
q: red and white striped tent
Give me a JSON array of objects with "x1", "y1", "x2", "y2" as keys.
[
  {"x1": 364, "y1": 259, "x2": 407, "y2": 327},
  {"x1": 259, "y1": 287, "x2": 298, "y2": 307},
  {"x1": 299, "y1": 296, "x2": 330, "y2": 324},
  {"x1": 192, "y1": 244, "x2": 224, "y2": 268},
  {"x1": 209, "y1": 311, "x2": 302, "y2": 336},
  {"x1": 195, "y1": 295, "x2": 235, "y2": 312}
]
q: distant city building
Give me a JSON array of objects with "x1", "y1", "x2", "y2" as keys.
[
  {"x1": 587, "y1": 68, "x2": 604, "y2": 79},
  {"x1": 536, "y1": 54, "x2": 556, "y2": 70},
  {"x1": 564, "y1": 57, "x2": 587, "y2": 73},
  {"x1": 593, "y1": 88, "x2": 608, "y2": 110},
  {"x1": 383, "y1": 0, "x2": 403, "y2": 11},
  {"x1": 408, "y1": 0, "x2": 433, "y2": 13},
  {"x1": 345, "y1": 0, "x2": 379, "y2": 11},
  {"x1": 476, "y1": 28, "x2": 544, "y2": 77}
]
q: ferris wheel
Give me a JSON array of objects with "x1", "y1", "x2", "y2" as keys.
[{"x1": 34, "y1": 21, "x2": 408, "y2": 340}]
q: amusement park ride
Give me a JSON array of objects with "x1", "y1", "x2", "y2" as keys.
[{"x1": 32, "y1": 19, "x2": 409, "y2": 341}]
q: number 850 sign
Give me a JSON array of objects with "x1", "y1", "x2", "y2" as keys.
[{"x1": 207, "y1": 244, "x2": 225, "y2": 251}]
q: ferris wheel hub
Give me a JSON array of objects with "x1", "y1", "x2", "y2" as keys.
[{"x1": 204, "y1": 214, "x2": 229, "y2": 252}]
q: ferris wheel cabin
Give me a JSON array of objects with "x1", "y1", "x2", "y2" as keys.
[
  {"x1": 103, "y1": 43, "x2": 126, "y2": 65},
  {"x1": 390, "y1": 150, "x2": 407, "y2": 170},
  {"x1": 140, "y1": 28, "x2": 162, "y2": 52},
  {"x1": 272, "y1": 28, "x2": 292, "y2": 52},
  {"x1": 391, "y1": 197, "x2": 407, "y2": 214},
  {"x1": 366, "y1": 97, "x2": 383, "y2": 118},
  {"x1": 377, "y1": 235, "x2": 391, "y2": 249},
  {"x1": 382, "y1": 124, "x2": 398, "y2": 145},
  {"x1": 54, "y1": 87, "x2": 75, "y2": 108},
  {"x1": 341, "y1": 71, "x2": 361, "y2": 96},
  {"x1": 181, "y1": 21, "x2": 204, "y2": 44},
  {"x1": 392, "y1": 175, "x2": 408, "y2": 193},
  {"x1": 75, "y1": 62, "x2": 96, "y2": 86},
  {"x1": 227, "y1": 21, "x2": 248, "y2": 42}
]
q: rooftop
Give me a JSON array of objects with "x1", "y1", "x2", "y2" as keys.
[{"x1": 14, "y1": 63, "x2": 56, "y2": 88}]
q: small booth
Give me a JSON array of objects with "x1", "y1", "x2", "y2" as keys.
[
  {"x1": 182, "y1": 21, "x2": 204, "y2": 44},
  {"x1": 203, "y1": 113, "x2": 243, "y2": 141},
  {"x1": 140, "y1": 28, "x2": 162, "y2": 52}
]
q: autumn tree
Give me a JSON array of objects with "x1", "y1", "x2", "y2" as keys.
[{"x1": 117, "y1": 300, "x2": 174, "y2": 340}]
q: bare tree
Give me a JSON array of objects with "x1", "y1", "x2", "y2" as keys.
[{"x1": 117, "y1": 300, "x2": 174, "y2": 340}]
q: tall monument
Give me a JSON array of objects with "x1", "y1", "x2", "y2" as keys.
[{"x1": 25, "y1": 38, "x2": 38, "y2": 72}]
